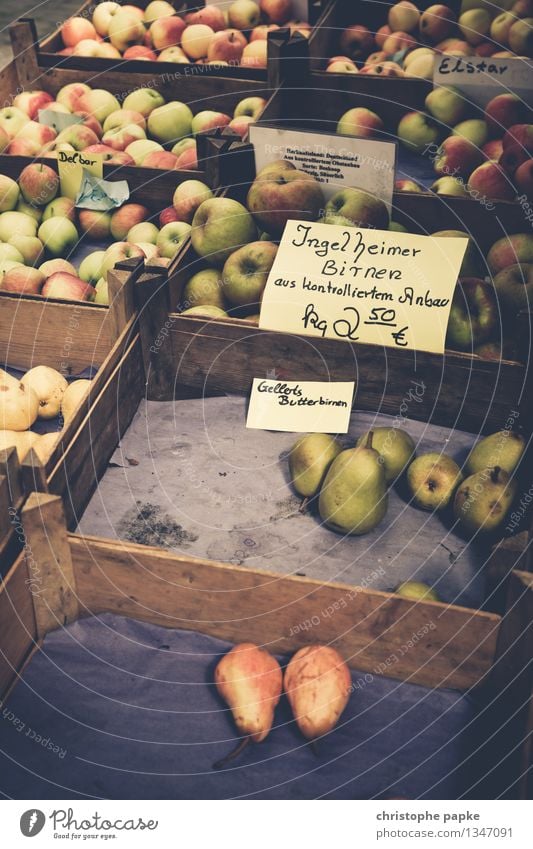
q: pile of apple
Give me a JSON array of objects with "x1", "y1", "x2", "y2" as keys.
[
  {"x1": 336, "y1": 95, "x2": 533, "y2": 201},
  {"x1": 0, "y1": 366, "x2": 91, "y2": 465},
  {"x1": 0, "y1": 84, "x2": 267, "y2": 167},
  {"x1": 56, "y1": 0, "x2": 311, "y2": 69},
  {"x1": 328, "y1": 0, "x2": 533, "y2": 79}
]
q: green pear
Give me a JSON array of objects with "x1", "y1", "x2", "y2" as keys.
[
  {"x1": 396, "y1": 581, "x2": 440, "y2": 602},
  {"x1": 406, "y1": 452, "x2": 463, "y2": 511},
  {"x1": 318, "y1": 434, "x2": 388, "y2": 535},
  {"x1": 356, "y1": 427, "x2": 415, "y2": 484},
  {"x1": 454, "y1": 466, "x2": 516, "y2": 533},
  {"x1": 288, "y1": 433, "x2": 342, "y2": 498},
  {"x1": 466, "y1": 430, "x2": 525, "y2": 476}
]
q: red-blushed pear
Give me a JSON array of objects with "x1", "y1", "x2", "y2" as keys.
[
  {"x1": 150, "y1": 16, "x2": 186, "y2": 50},
  {"x1": 482, "y1": 139, "x2": 503, "y2": 161},
  {"x1": 487, "y1": 233, "x2": 533, "y2": 274},
  {"x1": 0, "y1": 175, "x2": 20, "y2": 212},
  {"x1": 156, "y1": 222, "x2": 191, "y2": 258},
  {"x1": 142, "y1": 150, "x2": 180, "y2": 169},
  {"x1": 123, "y1": 88, "x2": 165, "y2": 117},
  {"x1": 337, "y1": 107, "x2": 384, "y2": 139},
  {"x1": 102, "y1": 123, "x2": 146, "y2": 151},
  {"x1": 0, "y1": 106, "x2": 30, "y2": 140},
  {"x1": 103, "y1": 109, "x2": 146, "y2": 133},
  {"x1": 322, "y1": 187, "x2": 389, "y2": 230},
  {"x1": 42, "y1": 272, "x2": 95, "y2": 302},
  {"x1": 207, "y1": 29, "x2": 246, "y2": 63},
  {"x1": 468, "y1": 161, "x2": 516, "y2": 201},
  {"x1": 241, "y1": 40, "x2": 268, "y2": 68},
  {"x1": 433, "y1": 135, "x2": 484, "y2": 179},
  {"x1": 250, "y1": 24, "x2": 280, "y2": 41},
  {"x1": 1, "y1": 266, "x2": 44, "y2": 295},
  {"x1": 431, "y1": 176, "x2": 470, "y2": 197},
  {"x1": 61, "y1": 17, "x2": 97, "y2": 47},
  {"x1": 284, "y1": 646, "x2": 351, "y2": 741},
  {"x1": 228, "y1": 115, "x2": 254, "y2": 139},
  {"x1": 123, "y1": 45, "x2": 158, "y2": 60},
  {"x1": 515, "y1": 159, "x2": 533, "y2": 194},
  {"x1": 485, "y1": 94, "x2": 527, "y2": 136},
  {"x1": 228, "y1": 0, "x2": 261, "y2": 30},
  {"x1": 420, "y1": 5, "x2": 457, "y2": 43},
  {"x1": 110, "y1": 204, "x2": 149, "y2": 240},
  {"x1": 260, "y1": 0, "x2": 291, "y2": 25},
  {"x1": 389, "y1": 1, "x2": 420, "y2": 32},
  {"x1": 397, "y1": 111, "x2": 441, "y2": 154},
  {"x1": 509, "y1": 18, "x2": 533, "y2": 54},
  {"x1": 38, "y1": 217, "x2": 79, "y2": 258},
  {"x1": 172, "y1": 180, "x2": 213, "y2": 224},
  {"x1": 191, "y1": 110, "x2": 231, "y2": 135},
  {"x1": 108, "y1": 10, "x2": 146, "y2": 52},
  {"x1": 160, "y1": 206, "x2": 178, "y2": 227},
  {"x1": 8, "y1": 236, "x2": 44, "y2": 267},
  {"x1": 101, "y1": 242, "x2": 146, "y2": 277},
  {"x1": 19, "y1": 163, "x2": 60, "y2": 206},
  {"x1": 13, "y1": 90, "x2": 54, "y2": 120},
  {"x1": 340, "y1": 24, "x2": 374, "y2": 59},
  {"x1": 446, "y1": 278, "x2": 497, "y2": 349},
  {"x1": 92, "y1": 2, "x2": 121, "y2": 37},
  {"x1": 79, "y1": 210, "x2": 112, "y2": 240},
  {"x1": 191, "y1": 197, "x2": 257, "y2": 266},
  {"x1": 185, "y1": 5, "x2": 225, "y2": 31},
  {"x1": 181, "y1": 24, "x2": 215, "y2": 59},
  {"x1": 55, "y1": 124, "x2": 100, "y2": 151},
  {"x1": 39, "y1": 258, "x2": 77, "y2": 277},
  {"x1": 247, "y1": 161, "x2": 324, "y2": 237},
  {"x1": 56, "y1": 83, "x2": 90, "y2": 112}
]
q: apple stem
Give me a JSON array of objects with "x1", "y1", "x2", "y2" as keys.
[
  {"x1": 491, "y1": 466, "x2": 502, "y2": 484},
  {"x1": 299, "y1": 497, "x2": 309, "y2": 514},
  {"x1": 366, "y1": 431, "x2": 374, "y2": 450},
  {"x1": 212, "y1": 736, "x2": 251, "y2": 770}
]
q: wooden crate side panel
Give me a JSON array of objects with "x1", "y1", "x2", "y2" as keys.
[
  {"x1": 0, "y1": 554, "x2": 37, "y2": 702},
  {"x1": 70, "y1": 534, "x2": 500, "y2": 691}
]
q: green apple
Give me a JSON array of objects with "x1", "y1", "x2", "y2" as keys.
[
  {"x1": 458, "y1": 9, "x2": 491, "y2": 46},
  {"x1": 322, "y1": 188, "x2": 389, "y2": 229},
  {"x1": 127, "y1": 222, "x2": 159, "y2": 245},
  {"x1": 398, "y1": 111, "x2": 441, "y2": 154},
  {"x1": 42, "y1": 196, "x2": 76, "y2": 222},
  {"x1": 183, "y1": 268, "x2": 225, "y2": 310},
  {"x1": 93, "y1": 277, "x2": 108, "y2": 305},
  {"x1": 446, "y1": 278, "x2": 497, "y2": 350},
  {"x1": 156, "y1": 222, "x2": 191, "y2": 258},
  {"x1": 8, "y1": 235, "x2": 44, "y2": 267},
  {"x1": 0, "y1": 175, "x2": 20, "y2": 212},
  {"x1": 191, "y1": 198, "x2": 257, "y2": 266},
  {"x1": 234, "y1": 96, "x2": 267, "y2": 120},
  {"x1": 222, "y1": 240, "x2": 278, "y2": 307},
  {"x1": 147, "y1": 101, "x2": 193, "y2": 144},
  {"x1": 430, "y1": 176, "x2": 470, "y2": 197},
  {"x1": 0, "y1": 211, "x2": 38, "y2": 242},
  {"x1": 123, "y1": 88, "x2": 165, "y2": 117},
  {"x1": 452, "y1": 119, "x2": 489, "y2": 147},
  {"x1": 77, "y1": 89, "x2": 121, "y2": 125},
  {"x1": 38, "y1": 216, "x2": 79, "y2": 258},
  {"x1": 0, "y1": 243, "x2": 24, "y2": 264},
  {"x1": 16, "y1": 198, "x2": 42, "y2": 223},
  {"x1": 125, "y1": 139, "x2": 164, "y2": 165},
  {"x1": 494, "y1": 263, "x2": 533, "y2": 313},
  {"x1": 406, "y1": 452, "x2": 463, "y2": 511},
  {"x1": 79, "y1": 250, "x2": 106, "y2": 285},
  {"x1": 425, "y1": 86, "x2": 468, "y2": 126},
  {"x1": 171, "y1": 137, "x2": 196, "y2": 157}
]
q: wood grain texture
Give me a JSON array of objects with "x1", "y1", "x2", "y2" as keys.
[
  {"x1": 70, "y1": 533, "x2": 500, "y2": 691},
  {"x1": 0, "y1": 553, "x2": 37, "y2": 702},
  {"x1": 20, "y1": 492, "x2": 78, "y2": 638}
]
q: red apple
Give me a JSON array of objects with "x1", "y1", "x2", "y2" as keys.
[
  {"x1": 150, "y1": 16, "x2": 186, "y2": 51},
  {"x1": 468, "y1": 161, "x2": 516, "y2": 200},
  {"x1": 340, "y1": 25, "x2": 374, "y2": 60},
  {"x1": 2, "y1": 266, "x2": 44, "y2": 295},
  {"x1": 485, "y1": 94, "x2": 527, "y2": 137},
  {"x1": 159, "y1": 206, "x2": 178, "y2": 227},
  {"x1": 420, "y1": 5, "x2": 457, "y2": 43},
  {"x1": 228, "y1": 115, "x2": 254, "y2": 139},
  {"x1": 502, "y1": 124, "x2": 533, "y2": 150},
  {"x1": 185, "y1": 6, "x2": 226, "y2": 31},
  {"x1": 337, "y1": 107, "x2": 384, "y2": 139},
  {"x1": 7, "y1": 138, "x2": 42, "y2": 157},
  {"x1": 175, "y1": 146, "x2": 198, "y2": 170},
  {"x1": 500, "y1": 142, "x2": 532, "y2": 174},
  {"x1": 19, "y1": 163, "x2": 60, "y2": 206},
  {"x1": 110, "y1": 203, "x2": 149, "y2": 240},
  {"x1": 42, "y1": 272, "x2": 94, "y2": 302},
  {"x1": 395, "y1": 179, "x2": 424, "y2": 192},
  {"x1": 207, "y1": 29, "x2": 246, "y2": 63},
  {"x1": 78, "y1": 209, "x2": 112, "y2": 240},
  {"x1": 482, "y1": 139, "x2": 503, "y2": 161},
  {"x1": 62, "y1": 17, "x2": 97, "y2": 47},
  {"x1": 72, "y1": 111, "x2": 103, "y2": 138},
  {"x1": 192, "y1": 110, "x2": 231, "y2": 135},
  {"x1": 143, "y1": 150, "x2": 179, "y2": 169},
  {"x1": 475, "y1": 41, "x2": 496, "y2": 57},
  {"x1": 260, "y1": 0, "x2": 292, "y2": 25},
  {"x1": 13, "y1": 90, "x2": 54, "y2": 120},
  {"x1": 434, "y1": 135, "x2": 484, "y2": 179},
  {"x1": 250, "y1": 24, "x2": 280, "y2": 41},
  {"x1": 515, "y1": 159, "x2": 533, "y2": 194},
  {"x1": 123, "y1": 45, "x2": 158, "y2": 60}
]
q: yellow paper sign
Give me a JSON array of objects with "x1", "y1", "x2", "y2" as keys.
[
  {"x1": 246, "y1": 379, "x2": 355, "y2": 433},
  {"x1": 58, "y1": 150, "x2": 103, "y2": 200},
  {"x1": 259, "y1": 221, "x2": 468, "y2": 355}
]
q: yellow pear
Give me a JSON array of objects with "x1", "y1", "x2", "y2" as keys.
[
  {"x1": 0, "y1": 376, "x2": 39, "y2": 431},
  {"x1": 0, "y1": 429, "x2": 37, "y2": 461},
  {"x1": 284, "y1": 645, "x2": 351, "y2": 740},
  {"x1": 289, "y1": 433, "x2": 342, "y2": 498},
  {"x1": 61, "y1": 379, "x2": 91, "y2": 422},
  {"x1": 21, "y1": 365, "x2": 68, "y2": 420}
]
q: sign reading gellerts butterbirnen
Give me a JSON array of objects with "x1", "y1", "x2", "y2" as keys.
[
  {"x1": 246, "y1": 379, "x2": 355, "y2": 433},
  {"x1": 259, "y1": 221, "x2": 468, "y2": 355}
]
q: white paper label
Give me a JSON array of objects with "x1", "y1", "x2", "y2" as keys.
[
  {"x1": 259, "y1": 220, "x2": 468, "y2": 355},
  {"x1": 249, "y1": 125, "x2": 396, "y2": 212},
  {"x1": 246, "y1": 378, "x2": 354, "y2": 433},
  {"x1": 38, "y1": 109, "x2": 81, "y2": 133},
  {"x1": 433, "y1": 56, "x2": 533, "y2": 107}
]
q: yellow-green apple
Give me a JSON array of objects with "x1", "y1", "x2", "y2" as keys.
[
  {"x1": 79, "y1": 209, "x2": 112, "y2": 240},
  {"x1": 42, "y1": 272, "x2": 94, "y2": 301},
  {"x1": 420, "y1": 5, "x2": 457, "y2": 43},
  {"x1": 515, "y1": 159, "x2": 533, "y2": 194},
  {"x1": 55, "y1": 124, "x2": 100, "y2": 151},
  {"x1": 228, "y1": 0, "x2": 261, "y2": 29},
  {"x1": 0, "y1": 106, "x2": 29, "y2": 139},
  {"x1": 388, "y1": 1, "x2": 420, "y2": 32},
  {"x1": 101, "y1": 242, "x2": 145, "y2": 277},
  {"x1": 403, "y1": 53, "x2": 436, "y2": 79},
  {"x1": 103, "y1": 110, "x2": 146, "y2": 133},
  {"x1": 186, "y1": 5, "x2": 225, "y2": 30},
  {"x1": 0, "y1": 259, "x2": 24, "y2": 284},
  {"x1": 0, "y1": 243, "x2": 24, "y2": 263},
  {"x1": 192, "y1": 197, "x2": 257, "y2": 265},
  {"x1": 247, "y1": 162, "x2": 323, "y2": 236},
  {"x1": 157, "y1": 46, "x2": 190, "y2": 62},
  {"x1": 228, "y1": 115, "x2": 254, "y2": 138},
  {"x1": 56, "y1": 83, "x2": 90, "y2": 112},
  {"x1": 156, "y1": 221, "x2": 191, "y2": 258},
  {"x1": 395, "y1": 179, "x2": 424, "y2": 192},
  {"x1": 19, "y1": 163, "x2": 60, "y2": 206},
  {"x1": 453, "y1": 118, "x2": 489, "y2": 147},
  {"x1": 509, "y1": 18, "x2": 533, "y2": 54},
  {"x1": 398, "y1": 111, "x2": 441, "y2": 154},
  {"x1": 241, "y1": 40, "x2": 267, "y2": 67},
  {"x1": 468, "y1": 161, "x2": 516, "y2": 200},
  {"x1": 38, "y1": 217, "x2": 79, "y2": 257},
  {"x1": 490, "y1": 12, "x2": 516, "y2": 46},
  {"x1": 494, "y1": 262, "x2": 533, "y2": 313},
  {"x1": 181, "y1": 24, "x2": 215, "y2": 58},
  {"x1": 446, "y1": 278, "x2": 497, "y2": 349},
  {"x1": 108, "y1": 10, "x2": 146, "y2": 52},
  {"x1": 191, "y1": 110, "x2": 231, "y2": 135},
  {"x1": 0, "y1": 175, "x2": 19, "y2": 212},
  {"x1": 79, "y1": 250, "x2": 105, "y2": 285},
  {"x1": 171, "y1": 137, "x2": 196, "y2": 157},
  {"x1": 16, "y1": 198, "x2": 42, "y2": 223},
  {"x1": 142, "y1": 150, "x2": 179, "y2": 168},
  {"x1": 61, "y1": 16, "x2": 97, "y2": 47},
  {"x1": 77, "y1": 90, "x2": 120, "y2": 125},
  {"x1": 125, "y1": 138, "x2": 164, "y2": 164},
  {"x1": 425, "y1": 85, "x2": 468, "y2": 126},
  {"x1": 110, "y1": 204, "x2": 149, "y2": 240},
  {"x1": 250, "y1": 23, "x2": 280, "y2": 40},
  {"x1": 207, "y1": 29, "x2": 246, "y2": 62},
  {"x1": 42, "y1": 196, "x2": 76, "y2": 222},
  {"x1": 172, "y1": 179, "x2": 213, "y2": 223},
  {"x1": 403, "y1": 46, "x2": 435, "y2": 67},
  {"x1": 137, "y1": 242, "x2": 160, "y2": 260},
  {"x1": 458, "y1": 9, "x2": 491, "y2": 45},
  {"x1": 183, "y1": 268, "x2": 225, "y2": 308},
  {"x1": 1, "y1": 265, "x2": 44, "y2": 295},
  {"x1": 222, "y1": 240, "x2": 277, "y2": 307},
  {"x1": 127, "y1": 222, "x2": 159, "y2": 244},
  {"x1": 8, "y1": 235, "x2": 44, "y2": 266},
  {"x1": 488, "y1": 234, "x2": 533, "y2": 273},
  {"x1": 327, "y1": 60, "x2": 358, "y2": 73},
  {"x1": 102, "y1": 123, "x2": 146, "y2": 150},
  {"x1": 150, "y1": 16, "x2": 186, "y2": 50},
  {"x1": 147, "y1": 101, "x2": 193, "y2": 143},
  {"x1": 71, "y1": 40, "x2": 114, "y2": 58},
  {"x1": 485, "y1": 94, "x2": 527, "y2": 136},
  {"x1": 340, "y1": 24, "x2": 374, "y2": 60},
  {"x1": 434, "y1": 135, "x2": 483, "y2": 178},
  {"x1": 39, "y1": 258, "x2": 77, "y2": 277},
  {"x1": 0, "y1": 211, "x2": 38, "y2": 241},
  {"x1": 144, "y1": 0, "x2": 175, "y2": 22},
  {"x1": 123, "y1": 88, "x2": 165, "y2": 116},
  {"x1": 13, "y1": 90, "x2": 54, "y2": 120},
  {"x1": 482, "y1": 139, "x2": 503, "y2": 161},
  {"x1": 337, "y1": 107, "x2": 384, "y2": 139},
  {"x1": 322, "y1": 188, "x2": 389, "y2": 229},
  {"x1": 93, "y1": 1, "x2": 121, "y2": 36},
  {"x1": 431, "y1": 175, "x2": 469, "y2": 197},
  {"x1": 124, "y1": 45, "x2": 158, "y2": 60}
]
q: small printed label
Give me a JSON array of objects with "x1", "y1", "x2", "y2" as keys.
[
  {"x1": 58, "y1": 151, "x2": 104, "y2": 200},
  {"x1": 249, "y1": 125, "x2": 396, "y2": 211},
  {"x1": 259, "y1": 220, "x2": 468, "y2": 355},
  {"x1": 246, "y1": 378, "x2": 355, "y2": 433},
  {"x1": 433, "y1": 56, "x2": 533, "y2": 107},
  {"x1": 38, "y1": 109, "x2": 81, "y2": 133}
]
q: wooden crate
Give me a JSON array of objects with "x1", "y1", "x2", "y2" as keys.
[{"x1": 0, "y1": 489, "x2": 531, "y2": 798}]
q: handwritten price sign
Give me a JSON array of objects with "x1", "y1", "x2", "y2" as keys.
[{"x1": 259, "y1": 221, "x2": 468, "y2": 355}]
